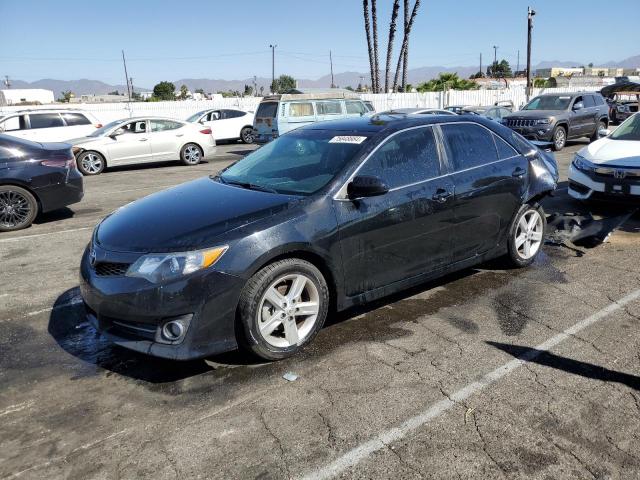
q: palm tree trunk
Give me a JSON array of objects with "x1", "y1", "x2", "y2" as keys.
[
  {"x1": 402, "y1": 0, "x2": 409, "y2": 90},
  {"x1": 385, "y1": 0, "x2": 401, "y2": 93},
  {"x1": 372, "y1": 0, "x2": 380, "y2": 93},
  {"x1": 363, "y1": 0, "x2": 375, "y2": 92},
  {"x1": 392, "y1": 0, "x2": 421, "y2": 92}
]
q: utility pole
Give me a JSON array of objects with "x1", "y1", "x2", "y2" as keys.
[
  {"x1": 526, "y1": 7, "x2": 536, "y2": 101},
  {"x1": 517, "y1": 50, "x2": 520, "y2": 75},
  {"x1": 492, "y1": 45, "x2": 498, "y2": 78},
  {"x1": 269, "y1": 44, "x2": 277, "y2": 93},
  {"x1": 129, "y1": 77, "x2": 134, "y2": 99},
  {"x1": 3, "y1": 75, "x2": 10, "y2": 88},
  {"x1": 479, "y1": 53, "x2": 482, "y2": 78},
  {"x1": 329, "y1": 50, "x2": 335, "y2": 88},
  {"x1": 121, "y1": 50, "x2": 131, "y2": 102},
  {"x1": 253, "y1": 75, "x2": 257, "y2": 97}
]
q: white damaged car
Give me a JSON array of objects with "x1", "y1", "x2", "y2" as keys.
[{"x1": 568, "y1": 114, "x2": 640, "y2": 201}]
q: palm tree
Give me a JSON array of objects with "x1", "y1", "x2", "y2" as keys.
[
  {"x1": 402, "y1": 0, "x2": 409, "y2": 90},
  {"x1": 392, "y1": 0, "x2": 421, "y2": 92},
  {"x1": 363, "y1": 0, "x2": 376, "y2": 93},
  {"x1": 371, "y1": 0, "x2": 380, "y2": 92},
  {"x1": 384, "y1": 0, "x2": 401, "y2": 93}
]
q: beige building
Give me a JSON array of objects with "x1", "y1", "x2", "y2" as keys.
[{"x1": 535, "y1": 67, "x2": 583, "y2": 78}]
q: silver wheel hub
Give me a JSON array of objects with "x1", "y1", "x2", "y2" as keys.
[
  {"x1": 82, "y1": 153, "x2": 102, "y2": 173},
  {"x1": 515, "y1": 209, "x2": 543, "y2": 260},
  {"x1": 257, "y1": 273, "x2": 320, "y2": 348},
  {"x1": 184, "y1": 146, "x2": 200, "y2": 163}
]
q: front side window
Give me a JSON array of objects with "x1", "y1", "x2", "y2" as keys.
[
  {"x1": 346, "y1": 101, "x2": 367, "y2": 114},
  {"x1": 219, "y1": 129, "x2": 368, "y2": 195},
  {"x1": 317, "y1": 101, "x2": 342, "y2": 115},
  {"x1": 610, "y1": 114, "x2": 640, "y2": 141},
  {"x1": 289, "y1": 103, "x2": 314, "y2": 117},
  {"x1": 358, "y1": 127, "x2": 441, "y2": 189},
  {"x1": 441, "y1": 123, "x2": 498, "y2": 171},
  {"x1": 150, "y1": 120, "x2": 183, "y2": 132},
  {"x1": 121, "y1": 121, "x2": 147, "y2": 134},
  {"x1": 582, "y1": 96, "x2": 595, "y2": 108},
  {"x1": 61, "y1": 113, "x2": 91, "y2": 126},
  {"x1": 494, "y1": 134, "x2": 518, "y2": 159},
  {"x1": 28, "y1": 113, "x2": 64, "y2": 129}
]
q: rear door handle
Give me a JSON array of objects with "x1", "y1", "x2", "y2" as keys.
[
  {"x1": 176, "y1": 133, "x2": 184, "y2": 137},
  {"x1": 432, "y1": 189, "x2": 453, "y2": 203},
  {"x1": 512, "y1": 167, "x2": 526, "y2": 178},
  {"x1": 139, "y1": 138, "x2": 148, "y2": 142}
]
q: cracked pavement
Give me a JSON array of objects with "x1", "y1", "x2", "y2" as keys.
[{"x1": 1, "y1": 140, "x2": 640, "y2": 479}]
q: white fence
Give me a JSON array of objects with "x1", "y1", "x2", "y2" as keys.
[{"x1": 0, "y1": 86, "x2": 603, "y2": 124}]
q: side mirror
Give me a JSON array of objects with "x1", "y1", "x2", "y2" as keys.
[
  {"x1": 347, "y1": 175, "x2": 389, "y2": 199},
  {"x1": 598, "y1": 128, "x2": 610, "y2": 137},
  {"x1": 573, "y1": 102, "x2": 584, "y2": 111}
]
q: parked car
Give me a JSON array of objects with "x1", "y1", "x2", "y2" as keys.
[
  {"x1": 378, "y1": 108, "x2": 457, "y2": 116},
  {"x1": 461, "y1": 105, "x2": 512, "y2": 122},
  {"x1": 0, "y1": 109, "x2": 102, "y2": 143},
  {"x1": 253, "y1": 90, "x2": 370, "y2": 143},
  {"x1": 445, "y1": 105, "x2": 467, "y2": 114},
  {"x1": 502, "y1": 92, "x2": 610, "y2": 151},
  {"x1": 68, "y1": 117, "x2": 216, "y2": 175},
  {"x1": 568, "y1": 113, "x2": 640, "y2": 201},
  {"x1": 0, "y1": 134, "x2": 83, "y2": 232},
  {"x1": 80, "y1": 115, "x2": 557, "y2": 361},
  {"x1": 601, "y1": 80, "x2": 640, "y2": 124},
  {"x1": 186, "y1": 108, "x2": 255, "y2": 144}
]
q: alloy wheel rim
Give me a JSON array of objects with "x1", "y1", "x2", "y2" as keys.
[
  {"x1": 515, "y1": 209, "x2": 543, "y2": 260},
  {"x1": 555, "y1": 129, "x2": 565, "y2": 149},
  {"x1": 0, "y1": 190, "x2": 31, "y2": 228},
  {"x1": 82, "y1": 153, "x2": 102, "y2": 173},
  {"x1": 242, "y1": 130, "x2": 254, "y2": 143},
  {"x1": 257, "y1": 273, "x2": 320, "y2": 348},
  {"x1": 184, "y1": 145, "x2": 201, "y2": 163}
]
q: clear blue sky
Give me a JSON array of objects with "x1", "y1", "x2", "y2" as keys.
[{"x1": 0, "y1": 0, "x2": 636, "y2": 87}]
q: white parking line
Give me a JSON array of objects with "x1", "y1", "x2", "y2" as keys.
[
  {"x1": 301, "y1": 288, "x2": 640, "y2": 480},
  {"x1": 0, "y1": 296, "x2": 82, "y2": 324},
  {"x1": 0, "y1": 227, "x2": 92, "y2": 243}
]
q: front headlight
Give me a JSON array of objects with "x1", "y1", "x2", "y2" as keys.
[
  {"x1": 617, "y1": 105, "x2": 629, "y2": 113},
  {"x1": 572, "y1": 154, "x2": 593, "y2": 172},
  {"x1": 534, "y1": 119, "x2": 550, "y2": 125},
  {"x1": 126, "y1": 246, "x2": 228, "y2": 283}
]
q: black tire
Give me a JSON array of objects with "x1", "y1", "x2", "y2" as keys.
[
  {"x1": 505, "y1": 203, "x2": 546, "y2": 268},
  {"x1": 240, "y1": 127, "x2": 255, "y2": 144},
  {"x1": 237, "y1": 258, "x2": 330, "y2": 361},
  {"x1": 590, "y1": 120, "x2": 607, "y2": 142},
  {"x1": 76, "y1": 151, "x2": 105, "y2": 175},
  {"x1": 0, "y1": 185, "x2": 38, "y2": 232},
  {"x1": 180, "y1": 143, "x2": 203, "y2": 166},
  {"x1": 551, "y1": 126, "x2": 567, "y2": 151}
]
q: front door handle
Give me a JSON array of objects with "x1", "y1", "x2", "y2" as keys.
[
  {"x1": 176, "y1": 133, "x2": 184, "y2": 137},
  {"x1": 512, "y1": 167, "x2": 526, "y2": 178},
  {"x1": 139, "y1": 138, "x2": 148, "y2": 142},
  {"x1": 432, "y1": 189, "x2": 453, "y2": 203}
]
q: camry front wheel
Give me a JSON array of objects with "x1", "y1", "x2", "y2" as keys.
[{"x1": 506, "y1": 203, "x2": 546, "y2": 267}]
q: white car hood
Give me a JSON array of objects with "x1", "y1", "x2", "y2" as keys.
[{"x1": 580, "y1": 138, "x2": 640, "y2": 167}]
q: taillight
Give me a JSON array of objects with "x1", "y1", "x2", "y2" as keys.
[
  {"x1": 41, "y1": 157, "x2": 75, "y2": 169},
  {"x1": 95, "y1": 123, "x2": 103, "y2": 128},
  {"x1": 199, "y1": 128, "x2": 212, "y2": 134}
]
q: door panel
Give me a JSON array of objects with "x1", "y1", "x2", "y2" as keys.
[
  {"x1": 106, "y1": 121, "x2": 151, "y2": 164},
  {"x1": 149, "y1": 120, "x2": 183, "y2": 160}
]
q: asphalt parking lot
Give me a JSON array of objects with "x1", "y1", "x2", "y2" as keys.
[{"x1": 1, "y1": 139, "x2": 640, "y2": 480}]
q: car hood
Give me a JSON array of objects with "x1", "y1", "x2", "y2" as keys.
[
  {"x1": 505, "y1": 110, "x2": 566, "y2": 119},
  {"x1": 580, "y1": 138, "x2": 640, "y2": 166},
  {"x1": 65, "y1": 136, "x2": 103, "y2": 146},
  {"x1": 96, "y1": 177, "x2": 297, "y2": 253}
]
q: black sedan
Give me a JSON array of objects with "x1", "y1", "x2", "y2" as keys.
[
  {"x1": 0, "y1": 134, "x2": 84, "y2": 232},
  {"x1": 80, "y1": 115, "x2": 558, "y2": 361}
]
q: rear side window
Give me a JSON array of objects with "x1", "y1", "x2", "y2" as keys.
[
  {"x1": 150, "y1": 120, "x2": 183, "y2": 131},
  {"x1": 594, "y1": 95, "x2": 605, "y2": 106},
  {"x1": 359, "y1": 127, "x2": 441, "y2": 189},
  {"x1": 441, "y1": 123, "x2": 498, "y2": 171},
  {"x1": 256, "y1": 102, "x2": 278, "y2": 118},
  {"x1": 223, "y1": 110, "x2": 245, "y2": 119},
  {"x1": 61, "y1": 113, "x2": 91, "y2": 126},
  {"x1": 29, "y1": 113, "x2": 64, "y2": 129},
  {"x1": 494, "y1": 134, "x2": 518, "y2": 159},
  {"x1": 0, "y1": 115, "x2": 25, "y2": 132},
  {"x1": 289, "y1": 103, "x2": 314, "y2": 117},
  {"x1": 346, "y1": 101, "x2": 367, "y2": 114},
  {"x1": 316, "y1": 101, "x2": 342, "y2": 115},
  {"x1": 583, "y1": 96, "x2": 595, "y2": 108}
]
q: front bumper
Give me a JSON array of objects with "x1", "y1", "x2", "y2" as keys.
[
  {"x1": 505, "y1": 123, "x2": 555, "y2": 142},
  {"x1": 568, "y1": 164, "x2": 640, "y2": 200},
  {"x1": 79, "y1": 245, "x2": 245, "y2": 360}
]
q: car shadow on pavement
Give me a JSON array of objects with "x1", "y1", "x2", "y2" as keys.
[
  {"x1": 34, "y1": 207, "x2": 76, "y2": 225},
  {"x1": 487, "y1": 342, "x2": 640, "y2": 392},
  {"x1": 105, "y1": 160, "x2": 210, "y2": 174}
]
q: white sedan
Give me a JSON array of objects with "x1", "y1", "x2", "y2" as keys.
[
  {"x1": 69, "y1": 117, "x2": 216, "y2": 175},
  {"x1": 186, "y1": 109, "x2": 255, "y2": 144},
  {"x1": 568, "y1": 114, "x2": 640, "y2": 200}
]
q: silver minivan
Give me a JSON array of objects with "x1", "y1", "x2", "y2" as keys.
[{"x1": 253, "y1": 90, "x2": 371, "y2": 144}]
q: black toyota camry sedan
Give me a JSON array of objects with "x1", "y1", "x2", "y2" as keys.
[
  {"x1": 80, "y1": 115, "x2": 558, "y2": 361},
  {"x1": 1, "y1": 134, "x2": 84, "y2": 232}
]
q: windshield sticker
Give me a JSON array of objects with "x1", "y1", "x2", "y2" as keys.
[{"x1": 329, "y1": 136, "x2": 368, "y2": 144}]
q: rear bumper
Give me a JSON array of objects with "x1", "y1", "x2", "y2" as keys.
[
  {"x1": 568, "y1": 165, "x2": 640, "y2": 200},
  {"x1": 35, "y1": 170, "x2": 84, "y2": 213},
  {"x1": 202, "y1": 142, "x2": 217, "y2": 161}
]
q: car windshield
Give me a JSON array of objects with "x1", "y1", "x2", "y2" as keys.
[
  {"x1": 186, "y1": 111, "x2": 206, "y2": 123},
  {"x1": 522, "y1": 95, "x2": 572, "y2": 111},
  {"x1": 218, "y1": 129, "x2": 369, "y2": 195},
  {"x1": 88, "y1": 120, "x2": 122, "y2": 137},
  {"x1": 610, "y1": 114, "x2": 640, "y2": 141}
]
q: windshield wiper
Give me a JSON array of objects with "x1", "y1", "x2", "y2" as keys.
[{"x1": 216, "y1": 176, "x2": 279, "y2": 194}]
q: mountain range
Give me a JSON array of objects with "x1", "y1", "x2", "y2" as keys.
[{"x1": 7, "y1": 54, "x2": 639, "y2": 98}]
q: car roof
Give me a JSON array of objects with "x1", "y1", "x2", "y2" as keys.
[
  {"x1": 1, "y1": 108, "x2": 90, "y2": 115},
  {"x1": 538, "y1": 91, "x2": 601, "y2": 97}
]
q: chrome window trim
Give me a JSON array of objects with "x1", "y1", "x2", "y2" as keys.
[{"x1": 333, "y1": 121, "x2": 520, "y2": 200}]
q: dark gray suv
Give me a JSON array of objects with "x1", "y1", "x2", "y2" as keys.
[{"x1": 502, "y1": 92, "x2": 610, "y2": 151}]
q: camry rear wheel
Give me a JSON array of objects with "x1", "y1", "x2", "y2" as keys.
[
  {"x1": 77, "y1": 151, "x2": 105, "y2": 175},
  {"x1": 506, "y1": 203, "x2": 546, "y2": 267},
  {"x1": 180, "y1": 143, "x2": 202, "y2": 165},
  {"x1": 238, "y1": 258, "x2": 329, "y2": 360},
  {"x1": 0, "y1": 185, "x2": 38, "y2": 232}
]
